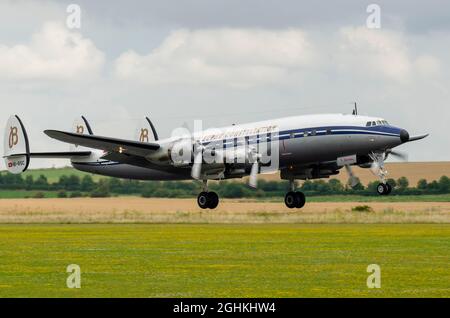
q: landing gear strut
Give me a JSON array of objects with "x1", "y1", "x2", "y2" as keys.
[
  {"x1": 370, "y1": 152, "x2": 393, "y2": 196},
  {"x1": 197, "y1": 180, "x2": 219, "y2": 209},
  {"x1": 284, "y1": 180, "x2": 306, "y2": 209}
]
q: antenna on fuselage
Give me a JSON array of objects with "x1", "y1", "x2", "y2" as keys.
[{"x1": 352, "y1": 102, "x2": 358, "y2": 115}]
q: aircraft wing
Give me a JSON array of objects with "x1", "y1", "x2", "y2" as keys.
[{"x1": 44, "y1": 130, "x2": 160, "y2": 157}]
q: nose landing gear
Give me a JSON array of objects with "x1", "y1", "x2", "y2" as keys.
[
  {"x1": 370, "y1": 152, "x2": 393, "y2": 196},
  {"x1": 376, "y1": 182, "x2": 392, "y2": 195}
]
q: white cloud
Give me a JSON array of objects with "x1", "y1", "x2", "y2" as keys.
[
  {"x1": 414, "y1": 54, "x2": 441, "y2": 77},
  {"x1": 0, "y1": 22, "x2": 104, "y2": 80},
  {"x1": 337, "y1": 27, "x2": 413, "y2": 82},
  {"x1": 114, "y1": 28, "x2": 315, "y2": 87}
]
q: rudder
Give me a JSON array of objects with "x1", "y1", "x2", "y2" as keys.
[{"x1": 3, "y1": 115, "x2": 30, "y2": 174}]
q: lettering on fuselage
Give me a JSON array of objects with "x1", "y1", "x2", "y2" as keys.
[{"x1": 200, "y1": 125, "x2": 278, "y2": 143}]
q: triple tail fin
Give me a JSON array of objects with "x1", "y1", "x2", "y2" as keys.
[
  {"x1": 3, "y1": 115, "x2": 91, "y2": 174},
  {"x1": 135, "y1": 116, "x2": 159, "y2": 142}
]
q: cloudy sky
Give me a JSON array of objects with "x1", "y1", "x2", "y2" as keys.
[{"x1": 1, "y1": 0, "x2": 449, "y2": 169}]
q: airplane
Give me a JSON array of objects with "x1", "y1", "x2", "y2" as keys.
[{"x1": 3, "y1": 112, "x2": 428, "y2": 209}]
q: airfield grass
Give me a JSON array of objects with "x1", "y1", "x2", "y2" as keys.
[{"x1": 0, "y1": 224, "x2": 448, "y2": 297}]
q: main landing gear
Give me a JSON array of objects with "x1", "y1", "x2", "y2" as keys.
[
  {"x1": 197, "y1": 191, "x2": 219, "y2": 209},
  {"x1": 197, "y1": 180, "x2": 219, "y2": 209},
  {"x1": 284, "y1": 180, "x2": 306, "y2": 209}
]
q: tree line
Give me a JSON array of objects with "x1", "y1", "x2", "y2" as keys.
[{"x1": 0, "y1": 172, "x2": 449, "y2": 198}]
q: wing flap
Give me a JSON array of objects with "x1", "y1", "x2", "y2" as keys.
[{"x1": 44, "y1": 130, "x2": 160, "y2": 157}]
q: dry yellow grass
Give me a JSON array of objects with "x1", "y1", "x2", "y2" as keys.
[
  {"x1": 255, "y1": 161, "x2": 450, "y2": 186},
  {"x1": 0, "y1": 197, "x2": 448, "y2": 224}
]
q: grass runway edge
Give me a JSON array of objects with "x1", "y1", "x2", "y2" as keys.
[{"x1": 0, "y1": 223, "x2": 448, "y2": 297}]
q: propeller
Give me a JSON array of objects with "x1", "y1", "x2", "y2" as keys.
[
  {"x1": 385, "y1": 149, "x2": 408, "y2": 161},
  {"x1": 344, "y1": 165, "x2": 359, "y2": 187},
  {"x1": 191, "y1": 141, "x2": 204, "y2": 180},
  {"x1": 248, "y1": 148, "x2": 261, "y2": 188}
]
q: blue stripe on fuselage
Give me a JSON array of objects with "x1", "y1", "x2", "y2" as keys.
[{"x1": 201, "y1": 125, "x2": 401, "y2": 148}]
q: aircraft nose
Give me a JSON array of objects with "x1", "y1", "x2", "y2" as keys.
[{"x1": 400, "y1": 129, "x2": 409, "y2": 143}]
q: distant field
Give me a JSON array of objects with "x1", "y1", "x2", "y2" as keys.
[
  {"x1": 0, "y1": 197, "x2": 449, "y2": 223},
  {"x1": 0, "y1": 224, "x2": 448, "y2": 297}
]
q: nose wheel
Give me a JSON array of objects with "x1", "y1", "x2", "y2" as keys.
[
  {"x1": 197, "y1": 191, "x2": 219, "y2": 209},
  {"x1": 376, "y1": 182, "x2": 392, "y2": 195}
]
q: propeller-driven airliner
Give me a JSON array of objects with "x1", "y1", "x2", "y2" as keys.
[{"x1": 4, "y1": 111, "x2": 428, "y2": 209}]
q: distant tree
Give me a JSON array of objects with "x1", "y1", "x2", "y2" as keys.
[
  {"x1": 328, "y1": 179, "x2": 344, "y2": 193},
  {"x1": 367, "y1": 181, "x2": 380, "y2": 193},
  {"x1": 428, "y1": 180, "x2": 439, "y2": 190},
  {"x1": 25, "y1": 175, "x2": 34, "y2": 190},
  {"x1": 300, "y1": 180, "x2": 314, "y2": 191},
  {"x1": 438, "y1": 176, "x2": 450, "y2": 193},
  {"x1": 397, "y1": 177, "x2": 409, "y2": 190},
  {"x1": 67, "y1": 175, "x2": 81, "y2": 191},
  {"x1": 81, "y1": 175, "x2": 95, "y2": 192},
  {"x1": 90, "y1": 179, "x2": 110, "y2": 198},
  {"x1": 417, "y1": 179, "x2": 428, "y2": 190},
  {"x1": 70, "y1": 191, "x2": 83, "y2": 198},
  {"x1": 58, "y1": 175, "x2": 69, "y2": 189},
  {"x1": 222, "y1": 183, "x2": 245, "y2": 198},
  {"x1": 34, "y1": 175, "x2": 49, "y2": 189},
  {"x1": 386, "y1": 178, "x2": 397, "y2": 189},
  {"x1": 351, "y1": 177, "x2": 365, "y2": 191},
  {"x1": 108, "y1": 178, "x2": 123, "y2": 193}
]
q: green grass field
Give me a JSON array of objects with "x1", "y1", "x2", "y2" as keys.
[
  {"x1": 0, "y1": 224, "x2": 448, "y2": 297},
  {"x1": 0, "y1": 190, "x2": 60, "y2": 199},
  {"x1": 1, "y1": 190, "x2": 449, "y2": 201},
  {"x1": 22, "y1": 167, "x2": 98, "y2": 183}
]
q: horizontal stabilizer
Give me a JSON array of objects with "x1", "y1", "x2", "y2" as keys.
[
  {"x1": 29, "y1": 151, "x2": 92, "y2": 158},
  {"x1": 45, "y1": 130, "x2": 160, "y2": 157}
]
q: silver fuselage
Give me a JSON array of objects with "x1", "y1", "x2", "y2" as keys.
[{"x1": 71, "y1": 114, "x2": 405, "y2": 180}]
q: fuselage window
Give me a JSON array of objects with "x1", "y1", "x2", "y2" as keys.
[
  {"x1": 290, "y1": 132, "x2": 295, "y2": 139},
  {"x1": 326, "y1": 128, "x2": 332, "y2": 135},
  {"x1": 311, "y1": 130, "x2": 317, "y2": 136}
]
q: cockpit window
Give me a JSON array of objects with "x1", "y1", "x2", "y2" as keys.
[
  {"x1": 376, "y1": 120, "x2": 382, "y2": 125},
  {"x1": 372, "y1": 121, "x2": 376, "y2": 126},
  {"x1": 366, "y1": 121, "x2": 371, "y2": 127}
]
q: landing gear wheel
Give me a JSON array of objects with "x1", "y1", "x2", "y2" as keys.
[
  {"x1": 207, "y1": 192, "x2": 219, "y2": 209},
  {"x1": 385, "y1": 183, "x2": 392, "y2": 195},
  {"x1": 197, "y1": 192, "x2": 209, "y2": 209},
  {"x1": 295, "y1": 191, "x2": 306, "y2": 208},
  {"x1": 285, "y1": 191, "x2": 299, "y2": 209},
  {"x1": 376, "y1": 183, "x2": 388, "y2": 195}
]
